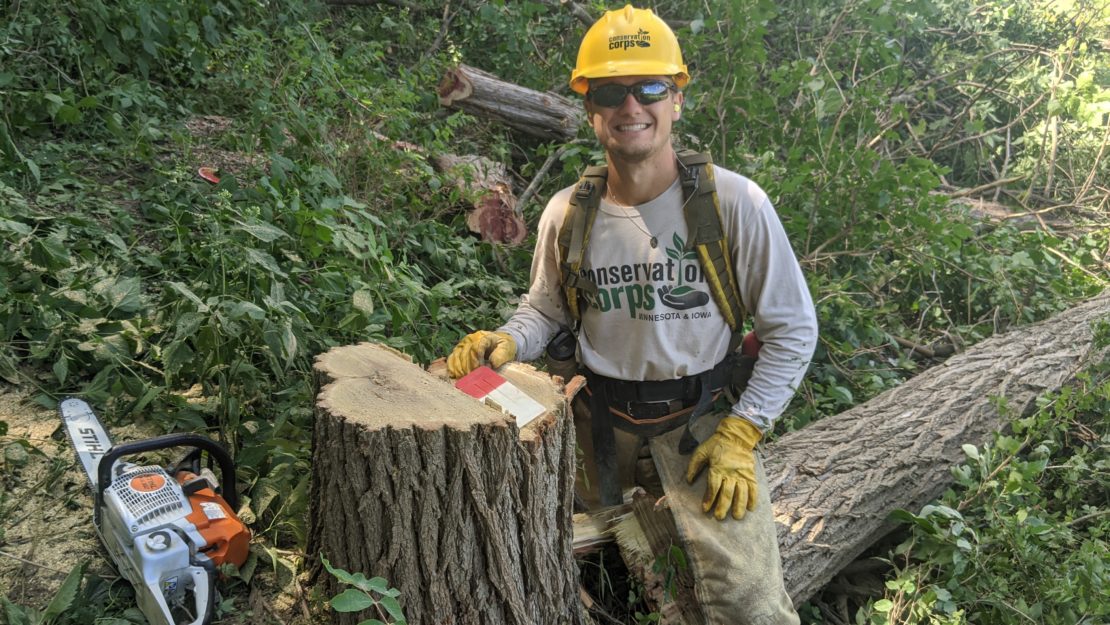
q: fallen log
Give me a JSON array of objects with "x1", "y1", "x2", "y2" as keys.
[
  {"x1": 438, "y1": 64, "x2": 585, "y2": 142},
  {"x1": 769, "y1": 289, "x2": 1110, "y2": 604},
  {"x1": 308, "y1": 343, "x2": 585, "y2": 625}
]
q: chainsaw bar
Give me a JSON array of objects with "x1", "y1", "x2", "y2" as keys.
[{"x1": 59, "y1": 398, "x2": 114, "y2": 490}]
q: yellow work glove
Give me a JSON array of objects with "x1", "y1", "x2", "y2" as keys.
[
  {"x1": 685, "y1": 416, "x2": 762, "y2": 521},
  {"x1": 446, "y1": 330, "x2": 517, "y2": 379}
]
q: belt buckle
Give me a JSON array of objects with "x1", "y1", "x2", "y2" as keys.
[{"x1": 624, "y1": 398, "x2": 684, "y2": 421}]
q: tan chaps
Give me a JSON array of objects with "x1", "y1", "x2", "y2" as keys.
[{"x1": 575, "y1": 404, "x2": 798, "y2": 625}]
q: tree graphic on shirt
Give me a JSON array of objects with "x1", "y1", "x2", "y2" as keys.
[
  {"x1": 658, "y1": 233, "x2": 711, "y2": 311},
  {"x1": 666, "y1": 232, "x2": 699, "y2": 288}
]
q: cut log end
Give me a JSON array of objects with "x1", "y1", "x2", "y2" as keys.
[
  {"x1": 436, "y1": 68, "x2": 472, "y2": 106},
  {"x1": 467, "y1": 196, "x2": 527, "y2": 246}
]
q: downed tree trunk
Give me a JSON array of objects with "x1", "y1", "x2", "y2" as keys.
[
  {"x1": 438, "y1": 64, "x2": 585, "y2": 141},
  {"x1": 767, "y1": 289, "x2": 1110, "y2": 604},
  {"x1": 308, "y1": 343, "x2": 585, "y2": 625}
]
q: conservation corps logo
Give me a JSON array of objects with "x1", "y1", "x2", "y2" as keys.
[
  {"x1": 580, "y1": 233, "x2": 713, "y2": 322},
  {"x1": 609, "y1": 28, "x2": 652, "y2": 51}
]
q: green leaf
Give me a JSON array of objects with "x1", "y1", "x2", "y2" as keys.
[
  {"x1": 828, "y1": 385, "x2": 854, "y2": 404},
  {"x1": 167, "y1": 282, "x2": 210, "y2": 312},
  {"x1": 104, "y1": 232, "x2": 129, "y2": 253},
  {"x1": 356, "y1": 620, "x2": 387, "y2": 625},
  {"x1": 1, "y1": 596, "x2": 37, "y2": 625},
  {"x1": 321, "y1": 556, "x2": 358, "y2": 585},
  {"x1": 235, "y1": 220, "x2": 288, "y2": 243},
  {"x1": 330, "y1": 588, "x2": 375, "y2": 613},
  {"x1": 245, "y1": 248, "x2": 288, "y2": 278},
  {"x1": 0, "y1": 218, "x2": 32, "y2": 235},
  {"x1": 379, "y1": 595, "x2": 405, "y2": 620},
  {"x1": 228, "y1": 300, "x2": 266, "y2": 320},
  {"x1": 668, "y1": 544, "x2": 687, "y2": 570},
  {"x1": 961, "y1": 444, "x2": 980, "y2": 461},
  {"x1": 873, "y1": 599, "x2": 894, "y2": 612},
  {"x1": 55, "y1": 105, "x2": 82, "y2": 124},
  {"x1": 353, "y1": 289, "x2": 375, "y2": 315},
  {"x1": 95, "y1": 276, "x2": 143, "y2": 313},
  {"x1": 41, "y1": 561, "x2": 86, "y2": 622},
  {"x1": 131, "y1": 384, "x2": 161, "y2": 414},
  {"x1": 53, "y1": 357, "x2": 68, "y2": 384},
  {"x1": 43, "y1": 92, "x2": 66, "y2": 110}
]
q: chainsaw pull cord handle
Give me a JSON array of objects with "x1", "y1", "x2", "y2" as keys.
[{"x1": 96, "y1": 434, "x2": 240, "y2": 512}]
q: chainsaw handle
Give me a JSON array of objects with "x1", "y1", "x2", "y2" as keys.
[{"x1": 97, "y1": 434, "x2": 240, "y2": 511}]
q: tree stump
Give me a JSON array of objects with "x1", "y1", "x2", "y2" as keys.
[
  {"x1": 767, "y1": 289, "x2": 1110, "y2": 603},
  {"x1": 438, "y1": 64, "x2": 585, "y2": 142},
  {"x1": 308, "y1": 343, "x2": 586, "y2": 625}
]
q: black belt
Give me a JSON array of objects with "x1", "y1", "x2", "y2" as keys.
[
  {"x1": 584, "y1": 356, "x2": 737, "y2": 505},
  {"x1": 586, "y1": 358, "x2": 733, "y2": 406}
]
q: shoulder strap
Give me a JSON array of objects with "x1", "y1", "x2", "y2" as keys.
[
  {"x1": 676, "y1": 150, "x2": 747, "y2": 351},
  {"x1": 557, "y1": 165, "x2": 607, "y2": 322},
  {"x1": 556, "y1": 152, "x2": 747, "y2": 351}
]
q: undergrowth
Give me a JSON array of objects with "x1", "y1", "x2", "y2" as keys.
[{"x1": 868, "y1": 341, "x2": 1109, "y2": 625}]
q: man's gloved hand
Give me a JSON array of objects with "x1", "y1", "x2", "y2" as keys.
[
  {"x1": 446, "y1": 331, "x2": 517, "y2": 379},
  {"x1": 685, "y1": 416, "x2": 762, "y2": 521}
]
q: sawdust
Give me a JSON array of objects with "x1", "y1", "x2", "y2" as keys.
[{"x1": 0, "y1": 384, "x2": 116, "y2": 605}]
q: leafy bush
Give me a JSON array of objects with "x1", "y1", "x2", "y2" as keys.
[{"x1": 871, "y1": 358, "x2": 1109, "y2": 624}]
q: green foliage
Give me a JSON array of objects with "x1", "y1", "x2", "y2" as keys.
[
  {"x1": 1, "y1": 0, "x2": 1108, "y2": 622},
  {"x1": 0, "y1": 562, "x2": 115, "y2": 625},
  {"x1": 321, "y1": 556, "x2": 407, "y2": 625},
  {"x1": 674, "y1": 0, "x2": 1110, "y2": 429},
  {"x1": 870, "y1": 359, "x2": 1109, "y2": 624}
]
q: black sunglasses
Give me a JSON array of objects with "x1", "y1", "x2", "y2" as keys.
[{"x1": 587, "y1": 80, "x2": 677, "y2": 108}]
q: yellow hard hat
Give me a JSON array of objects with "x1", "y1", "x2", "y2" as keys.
[{"x1": 569, "y1": 5, "x2": 689, "y2": 95}]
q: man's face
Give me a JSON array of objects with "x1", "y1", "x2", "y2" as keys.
[{"x1": 586, "y1": 75, "x2": 683, "y2": 165}]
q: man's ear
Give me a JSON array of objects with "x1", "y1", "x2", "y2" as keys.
[{"x1": 673, "y1": 92, "x2": 685, "y2": 119}]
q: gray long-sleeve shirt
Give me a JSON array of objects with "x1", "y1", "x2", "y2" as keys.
[{"x1": 498, "y1": 165, "x2": 818, "y2": 431}]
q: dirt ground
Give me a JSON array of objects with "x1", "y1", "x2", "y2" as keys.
[
  {"x1": 0, "y1": 384, "x2": 312, "y2": 624},
  {"x1": 0, "y1": 385, "x2": 116, "y2": 605}
]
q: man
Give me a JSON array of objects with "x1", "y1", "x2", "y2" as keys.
[{"x1": 447, "y1": 5, "x2": 816, "y2": 623}]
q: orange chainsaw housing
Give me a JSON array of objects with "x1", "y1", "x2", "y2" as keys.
[{"x1": 174, "y1": 471, "x2": 251, "y2": 568}]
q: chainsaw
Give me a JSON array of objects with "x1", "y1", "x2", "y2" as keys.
[{"x1": 60, "y1": 398, "x2": 251, "y2": 625}]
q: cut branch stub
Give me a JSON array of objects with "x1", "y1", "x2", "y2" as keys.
[
  {"x1": 432, "y1": 153, "x2": 527, "y2": 246},
  {"x1": 308, "y1": 343, "x2": 585, "y2": 625}
]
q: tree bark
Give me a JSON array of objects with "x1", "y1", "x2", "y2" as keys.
[
  {"x1": 308, "y1": 343, "x2": 585, "y2": 625},
  {"x1": 767, "y1": 289, "x2": 1110, "y2": 604},
  {"x1": 438, "y1": 64, "x2": 585, "y2": 142}
]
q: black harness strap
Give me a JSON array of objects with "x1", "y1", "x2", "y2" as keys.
[{"x1": 586, "y1": 376, "x2": 623, "y2": 506}]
